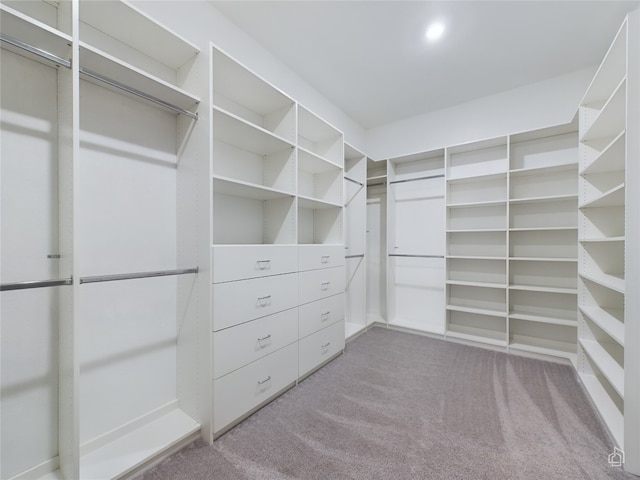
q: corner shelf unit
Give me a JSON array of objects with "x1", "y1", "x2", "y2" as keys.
[
  {"x1": 577, "y1": 11, "x2": 639, "y2": 471},
  {"x1": 1, "y1": 1, "x2": 202, "y2": 479},
  {"x1": 445, "y1": 123, "x2": 579, "y2": 364}
]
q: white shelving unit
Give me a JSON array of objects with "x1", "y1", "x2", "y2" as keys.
[
  {"x1": 445, "y1": 138, "x2": 508, "y2": 348},
  {"x1": 387, "y1": 149, "x2": 445, "y2": 335},
  {"x1": 365, "y1": 159, "x2": 387, "y2": 326},
  {"x1": 210, "y1": 45, "x2": 345, "y2": 440},
  {"x1": 344, "y1": 144, "x2": 367, "y2": 339},
  {"x1": 578, "y1": 11, "x2": 639, "y2": 473},
  {"x1": 1, "y1": 1, "x2": 203, "y2": 479}
]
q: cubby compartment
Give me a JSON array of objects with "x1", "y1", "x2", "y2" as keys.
[
  {"x1": 446, "y1": 137, "x2": 508, "y2": 180},
  {"x1": 298, "y1": 149, "x2": 343, "y2": 205},
  {"x1": 447, "y1": 258, "x2": 506, "y2": 287},
  {"x1": 508, "y1": 289, "x2": 576, "y2": 325},
  {"x1": 580, "y1": 277, "x2": 624, "y2": 346},
  {"x1": 446, "y1": 310, "x2": 506, "y2": 347},
  {"x1": 297, "y1": 105, "x2": 343, "y2": 167},
  {"x1": 298, "y1": 201, "x2": 342, "y2": 245},
  {"x1": 509, "y1": 229, "x2": 577, "y2": 260},
  {"x1": 580, "y1": 241, "x2": 625, "y2": 293},
  {"x1": 509, "y1": 259, "x2": 577, "y2": 292},
  {"x1": 581, "y1": 316, "x2": 624, "y2": 397},
  {"x1": 581, "y1": 131, "x2": 625, "y2": 175},
  {"x1": 447, "y1": 284, "x2": 506, "y2": 316},
  {"x1": 509, "y1": 127, "x2": 577, "y2": 172},
  {"x1": 447, "y1": 231, "x2": 506, "y2": 258},
  {"x1": 212, "y1": 108, "x2": 296, "y2": 194},
  {"x1": 509, "y1": 197, "x2": 577, "y2": 229},
  {"x1": 580, "y1": 205, "x2": 624, "y2": 239},
  {"x1": 212, "y1": 193, "x2": 296, "y2": 245},
  {"x1": 510, "y1": 164, "x2": 577, "y2": 201},
  {"x1": 447, "y1": 204, "x2": 507, "y2": 231},
  {"x1": 212, "y1": 47, "x2": 295, "y2": 143},
  {"x1": 509, "y1": 319, "x2": 576, "y2": 363},
  {"x1": 581, "y1": 79, "x2": 626, "y2": 144},
  {"x1": 447, "y1": 173, "x2": 506, "y2": 205}
]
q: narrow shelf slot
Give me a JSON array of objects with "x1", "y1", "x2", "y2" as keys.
[
  {"x1": 579, "y1": 183, "x2": 625, "y2": 209},
  {"x1": 580, "y1": 338, "x2": 624, "y2": 398},
  {"x1": 580, "y1": 130, "x2": 625, "y2": 176},
  {"x1": 447, "y1": 310, "x2": 507, "y2": 347},
  {"x1": 509, "y1": 311, "x2": 577, "y2": 328},
  {"x1": 579, "y1": 305, "x2": 624, "y2": 347},
  {"x1": 580, "y1": 78, "x2": 626, "y2": 143},
  {"x1": 509, "y1": 319, "x2": 577, "y2": 363}
]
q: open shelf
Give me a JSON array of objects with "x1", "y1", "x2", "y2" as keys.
[
  {"x1": 447, "y1": 257, "x2": 506, "y2": 285},
  {"x1": 446, "y1": 137, "x2": 508, "y2": 180},
  {"x1": 580, "y1": 130, "x2": 625, "y2": 176},
  {"x1": 448, "y1": 231, "x2": 506, "y2": 258},
  {"x1": 509, "y1": 311, "x2": 577, "y2": 328},
  {"x1": 509, "y1": 123, "x2": 577, "y2": 171},
  {"x1": 212, "y1": 176, "x2": 294, "y2": 201},
  {"x1": 579, "y1": 372, "x2": 624, "y2": 447},
  {"x1": 298, "y1": 149, "x2": 343, "y2": 205},
  {"x1": 509, "y1": 194, "x2": 577, "y2": 205},
  {"x1": 581, "y1": 78, "x2": 626, "y2": 143},
  {"x1": 446, "y1": 310, "x2": 507, "y2": 347},
  {"x1": 447, "y1": 280, "x2": 506, "y2": 289},
  {"x1": 212, "y1": 47, "x2": 295, "y2": 143},
  {"x1": 509, "y1": 319, "x2": 576, "y2": 364},
  {"x1": 580, "y1": 306, "x2": 624, "y2": 347},
  {"x1": 297, "y1": 105, "x2": 343, "y2": 167},
  {"x1": 580, "y1": 272, "x2": 625, "y2": 294},
  {"x1": 579, "y1": 183, "x2": 625, "y2": 209},
  {"x1": 510, "y1": 197, "x2": 577, "y2": 230},
  {"x1": 509, "y1": 289, "x2": 577, "y2": 324},
  {"x1": 580, "y1": 338, "x2": 624, "y2": 398}
]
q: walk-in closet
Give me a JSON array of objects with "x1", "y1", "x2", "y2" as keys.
[{"x1": 1, "y1": 1, "x2": 639, "y2": 479}]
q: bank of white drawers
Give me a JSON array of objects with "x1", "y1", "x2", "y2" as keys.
[
  {"x1": 212, "y1": 245, "x2": 346, "y2": 436},
  {"x1": 212, "y1": 272, "x2": 298, "y2": 331},
  {"x1": 299, "y1": 320, "x2": 345, "y2": 378},
  {"x1": 299, "y1": 293, "x2": 344, "y2": 338},
  {"x1": 213, "y1": 342, "x2": 298, "y2": 433}
]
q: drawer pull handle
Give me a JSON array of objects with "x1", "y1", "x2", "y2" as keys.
[
  {"x1": 257, "y1": 334, "x2": 272, "y2": 343},
  {"x1": 321, "y1": 255, "x2": 330, "y2": 263},
  {"x1": 321, "y1": 311, "x2": 330, "y2": 321},
  {"x1": 321, "y1": 282, "x2": 330, "y2": 290},
  {"x1": 257, "y1": 376, "x2": 271, "y2": 386},
  {"x1": 257, "y1": 260, "x2": 271, "y2": 269},
  {"x1": 257, "y1": 295, "x2": 272, "y2": 306},
  {"x1": 321, "y1": 342, "x2": 331, "y2": 349}
]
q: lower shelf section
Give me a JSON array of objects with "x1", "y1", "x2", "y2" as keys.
[
  {"x1": 80, "y1": 408, "x2": 200, "y2": 480},
  {"x1": 388, "y1": 317, "x2": 445, "y2": 336},
  {"x1": 579, "y1": 373, "x2": 624, "y2": 448},
  {"x1": 509, "y1": 339, "x2": 577, "y2": 367}
]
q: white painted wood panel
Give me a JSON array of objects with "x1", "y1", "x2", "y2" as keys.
[
  {"x1": 299, "y1": 293, "x2": 345, "y2": 339},
  {"x1": 212, "y1": 245, "x2": 298, "y2": 283},
  {"x1": 298, "y1": 267, "x2": 345, "y2": 306},
  {"x1": 298, "y1": 320, "x2": 345, "y2": 378}
]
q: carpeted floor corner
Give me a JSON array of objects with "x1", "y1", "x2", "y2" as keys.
[{"x1": 137, "y1": 327, "x2": 636, "y2": 479}]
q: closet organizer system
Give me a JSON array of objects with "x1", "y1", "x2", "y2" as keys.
[
  {"x1": 363, "y1": 9, "x2": 639, "y2": 474},
  {"x1": 0, "y1": 1, "x2": 202, "y2": 479}
]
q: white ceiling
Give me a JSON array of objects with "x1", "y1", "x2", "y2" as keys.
[{"x1": 211, "y1": 1, "x2": 638, "y2": 130}]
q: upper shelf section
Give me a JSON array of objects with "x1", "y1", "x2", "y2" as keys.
[
  {"x1": 212, "y1": 46, "x2": 296, "y2": 144},
  {"x1": 446, "y1": 137, "x2": 508, "y2": 181},
  {"x1": 298, "y1": 105, "x2": 343, "y2": 167},
  {"x1": 0, "y1": 3, "x2": 72, "y2": 67},
  {"x1": 79, "y1": 0, "x2": 199, "y2": 84}
]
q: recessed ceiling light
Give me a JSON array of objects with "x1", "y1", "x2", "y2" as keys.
[{"x1": 425, "y1": 22, "x2": 445, "y2": 41}]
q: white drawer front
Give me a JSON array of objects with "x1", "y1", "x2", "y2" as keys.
[
  {"x1": 213, "y1": 308, "x2": 298, "y2": 379},
  {"x1": 299, "y1": 245, "x2": 345, "y2": 272},
  {"x1": 212, "y1": 245, "x2": 297, "y2": 283},
  {"x1": 299, "y1": 293, "x2": 344, "y2": 339},
  {"x1": 213, "y1": 342, "x2": 298, "y2": 434},
  {"x1": 212, "y1": 273, "x2": 298, "y2": 331},
  {"x1": 298, "y1": 320, "x2": 345, "y2": 378},
  {"x1": 298, "y1": 267, "x2": 345, "y2": 306}
]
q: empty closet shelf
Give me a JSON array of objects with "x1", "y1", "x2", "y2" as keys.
[
  {"x1": 0, "y1": 32, "x2": 71, "y2": 68},
  {"x1": 388, "y1": 173, "x2": 444, "y2": 185},
  {"x1": 79, "y1": 268, "x2": 198, "y2": 284},
  {"x1": 579, "y1": 338, "x2": 624, "y2": 398},
  {"x1": 1, "y1": 277, "x2": 73, "y2": 291},
  {"x1": 388, "y1": 253, "x2": 444, "y2": 258}
]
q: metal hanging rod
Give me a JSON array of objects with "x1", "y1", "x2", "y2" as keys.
[
  {"x1": 1, "y1": 277, "x2": 73, "y2": 292},
  {"x1": 389, "y1": 174, "x2": 444, "y2": 185},
  {"x1": 388, "y1": 254, "x2": 444, "y2": 259},
  {"x1": 79, "y1": 67, "x2": 198, "y2": 121},
  {"x1": 80, "y1": 267, "x2": 198, "y2": 284},
  {"x1": 345, "y1": 254, "x2": 365, "y2": 259},
  {"x1": 0, "y1": 33, "x2": 71, "y2": 68},
  {"x1": 344, "y1": 177, "x2": 364, "y2": 187}
]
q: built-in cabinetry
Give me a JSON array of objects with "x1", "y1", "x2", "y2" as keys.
[
  {"x1": 444, "y1": 126, "x2": 578, "y2": 364},
  {"x1": 1, "y1": 1, "x2": 202, "y2": 479},
  {"x1": 344, "y1": 144, "x2": 367, "y2": 339},
  {"x1": 577, "y1": 10, "x2": 639, "y2": 473},
  {"x1": 387, "y1": 150, "x2": 445, "y2": 334},
  {"x1": 366, "y1": 159, "x2": 387, "y2": 325},
  {"x1": 210, "y1": 45, "x2": 345, "y2": 439}
]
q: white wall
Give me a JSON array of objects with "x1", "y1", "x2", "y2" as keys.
[
  {"x1": 365, "y1": 68, "x2": 595, "y2": 160},
  {"x1": 131, "y1": 0, "x2": 368, "y2": 152}
]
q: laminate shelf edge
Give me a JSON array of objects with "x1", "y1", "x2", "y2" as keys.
[
  {"x1": 509, "y1": 342, "x2": 577, "y2": 366},
  {"x1": 579, "y1": 183, "x2": 625, "y2": 209},
  {"x1": 446, "y1": 305, "x2": 506, "y2": 318},
  {"x1": 579, "y1": 272, "x2": 625, "y2": 294},
  {"x1": 509, "y1": 162, "x2": 579, "y2": 177},
  {"x1": 508, "y1": 284, "x2": 578, "y2": 295},
  {"x1": 579, "y1": 338, "x2": 624, "y2": 398},
  {"x1": 580, "y1": 78, "x2": 626, "y2": 143},
  {"x1": 212, "y1": 176, "x2": 294, "y2": 200},
  {"x1": 509, "y1": 312, "x2": 577, "y2": 327},
  {"x1": 446, "y1": 280, "x2": 507, "y2": 289},
  {"x1": 579, "y1": 130, "x2": 626, "y2": 176},
  {"x1": 509, "y1": 194, "x2": 578, "y2": 205},
  {"x1": 580, "y1": 236, "x2": 625, "y2": 243}
]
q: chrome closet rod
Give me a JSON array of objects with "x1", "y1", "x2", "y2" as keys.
[
  {"x1": 1, "y1": 277, "x2": 73, "y2": 292},
  {"x1": 80, "y1": 267, "x2": 199, "y2": 284},
  {"x1": 389, "y1": 174, "x2": 444, "y2": 185},
  {"x1": 388, "y1": 254, "x2": 444, "y2": 259},
  {"x1": 79, "y1": 67, "x2": 199, "y2": 121},
  {"x1": 344, "y1": 177, "x2": 364, "y2": 187},
  {"x1": 0, "y1": 33, "x2": 71, "y2": 68},
  {"x1": 345, "y1": 254, "x2": 365, "y2": 259}
]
